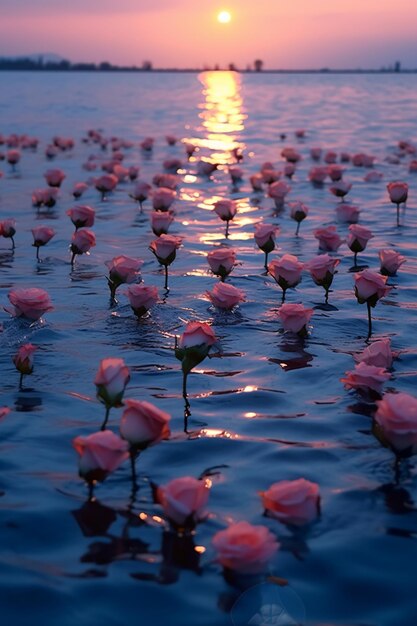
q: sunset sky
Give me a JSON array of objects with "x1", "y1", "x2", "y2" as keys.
[{"x1": 0, "y1": 0, "x2": 416, "y2": 69}]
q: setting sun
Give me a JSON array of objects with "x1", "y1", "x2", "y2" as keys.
[{"x1": 217, "y1": 10, "x2": 232, "y2": 24}]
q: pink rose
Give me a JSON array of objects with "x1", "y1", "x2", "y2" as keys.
[
  {"x1": 207, "y1": 247, "x2": 236, "y2": 279},
  {"x1": 153, "y1": 173, "x2": 179, "y2": 189},
  {"x1": 150, "y1": 210, "x2": 175, "y2": 236},
  {"x1": 42, "y1": 187, "x2": 59, "y2": 208},
  {"x1": 213, "y1": 199, "x2": 237, "y2": 222},
  {"x1": 166, "y1": 134, "x2": 178, "y2": 146},
  {"x1": 95, "y1": 174, "x2": 118, "y2": 197},
  {"x1": 327, "y1": 164, "x2": 344, "y2": 181},
  {"x1": 196, "y1": 159, "x2": 218, "y2": 176},
  {"x1": 254, "y1": 223, "x2": 279, "y2": 252},
  {"x1": 120, "y1": 399, "x2": 171, "y2": 448},
  {"x1": 268, "y1": 180, "x2": 291, "y2": 204},
  {"x1": 354, "y1": 270, "x2": 390, "y2": 306},
  {"x1": 178, "y1": 321, "x2": 216, "y2": 349},
  {"x1": 7, "y1": 287, "x2": 53, "y2": 320},
  {"x1": 387, "y1": 181, "x2": 408, "y2": 205},
  {"x1": 324, "y1": 151, "x2": 337, "y2": 164},
  {"x1": 261, "y1": 168, "x2": 280, "y2": 184},
  {"x1": 250, "y1": 174, "x2": 264, "y2": 192},
  {"x1": 307, "y1": 254, "x2": 340, "y2": 288},
  {"x1": 94, "y1": 357, "x2": 130, "y2": 408},
  {"x1": 281, "y1": 147, "x2": 301, "y2": 163},
  {"x1": 310, "y1": 147, "x2": 322, "y2": 161},
  {"x1": 156, "y1": 476, "x2": 211, "y2": 528},
  {"x1": 354, "y1": 338, "x2": 393, "y2": 369},
  {"x1": 0, "y1": 407, "x2": 10, "y2": 421},
  {"x1": 66, "y1": 205, "x2": 95, "y2": 229},
  {"x1": 379, "y1": 249, "x2": 406, "y2": 276},
  {"x1": 206, "y1": 282, "x2": 246, "y2": 310},
  {"x1": 341, "y1": 362, "x2": 390, "y2": 395},
  {"x1": 149, "y1": 234, "x2": 182, "y2": 265},
  {"x1": 284, "y1": 163, "x2": 296, "y2": 178},
  {"x1": 212, "y1": 521, "x2": 279, "y2": 574},
  {"x1": 7, "y1": 149, "x2": 20, "y2": 165},
  {"x1": 261, "y1": 478, "x2": 320, "y2": 526},
  {"x1": 335, "y1": 203, "x2": 360, "y2": 223},
  {"x1": 314, "y1": 225, "x2": 343, "y2": 251},
  {"x1": 44, "y1": 168, "x2": 66, "y2": 187},
  {"x1": 71, "y1": 228, "x2": 96, "y2": 256},
  {"x1": 112, "y1": 164, "x2": 129, "y2": 182},
  {"x1": 289, "y1": 201, "x2": 309, "y2": 223},
  {"x1": 72, "y1": 182, "x2": 89, "y2": 199},
  {"x1": 13, "y1": 343, "x2": 37, "y2": 375},
  {"x1": 152, "y1": 187, "x2": 176, "y2": 211},
  {"x1": 277, "y1": 303, "x2": 314, "y2": 335},
  {"x1": 329, "y1": 180, "x2": 352, "y2": 199},
  {"x1": 352, "y1": 153, "x2": 375, "y2": 167},
  {"x1": 229, "y1": 166, "x2": 243, "y2": 183},
  {"x1": 73, "y1": 430, "x2": 129, "y2": 482},
  {"x1": 127, "y1": 283, "x2": 159, "y2": 317},
  {"x1": 105, "y1": 255, "x2": 143, "y2": 287},
  {"x1": 374, "y1": 393, "x2": 417, "y2": 454},
  {"x1": 130, "y1": 181, "x2": 151, "y2": 203},
  {"x1": 128, "y1": 166, "x2": 139, "y2": 181},
  {"x1": 268, "y1": 254, "x2": 304, "y2": 290},
  {"x1": 309, "y1": 166, "x2": 328, "y2": 184},
  {"x1": 140, "y1": 137, "x2": 154, "y2": 151},
  {"x1": 347, "y1": 224, "x2": 373, "y2": 253},
  {"x1": 0, "y1": 220, "x2": 16, "y2": 246},
  {"x1": 31, "y1": 226, "x2": 55, "y2": 247}
]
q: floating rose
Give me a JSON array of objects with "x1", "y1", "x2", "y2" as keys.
[
  {"x1": 94, "y1": 357, "x2": 130, "y2": 430},
  {"x1": 66, "y1": 205, "x2": 95, "y2": 230},
  {"x1": 307, "y1": 254, "x2": 340, "y2": 304},
  {"x1": 207, "y1": 247, "x2": 236, "y2": 281},
  {"x1": 354, "y1": 338, "x2": 394, "y2": 369},
  {"x1": 329, "y1": 180, "x2": 352, "y2": 201},
  {"x1": 150, "y1": 210, "x2": 175, "y2": 236},
  {"x1": 105, "y1": 255, "x2": 143, "y2": 302},
  {"x1": 212, "y1": 521, "x2": 279, "y2": 575},
  {"x1": 288, "y1": 201, "x2": 309, "y2": 236},
  {"x1": 206, "y1": 282, "x2": 246, "y2": 310},
  {"x1": 13, "y1": 343, "x2": 37, "y2": 388},
  {"x1": 268, "y1": 180, "x2": 291, "y2": 208},
  {"x1": 379, "y1": 249, "x2": 406, "y2": 276},
  {"x1": 347, "y1": 224, "x2": 373, "y2": 267},
  {"x1": 354, "y1": 270, "x2": 390, "y2": 338},
  {"x1": 341, "y1": 361, "x2": 390, "y2": 397},
  {"x1": 156, "y1": 476, "x2": 210, "y2": 531},
  {"x1": 31, "y1": 225, "x2": 55, "y2": 260},
  {"x1": 335, "y1": 203, "x2": 360, "y2": 223},
  {"x1": 152, "y1": 187, "x2": 176, "y2": 212},
  {"x1": 254, "y1": 223, "x2": 279, "y2": 268},
  {"x1": 70, "y1": 228, "x2": 96, "y2": 265},
  {"x1": 387, "y1": 181, "x2": 408, "y2": 226},
  {"x1": 277, "y1": 303, "x2": 313, "y2": 337},
  {"x1": 374, "y1": 393, "x2": 417, "y2": 456},
  {"x1": 149, "y1": 234, "x2": 182, "y2": 290},
  {"x1": 7, "y1": 287, "x2": 53, "y2": 321},
  {"x1": 44, "y1": 168, "x2": 66, "y2": 188},
  {"x1": 126, "y1": 283, "x2": 158, "y2": 318},
  {"x1": 73, "y1": 430, "x2": 129, "y2": 490},
  {"x1": 268, "y1": 254, "x2": 303, "y2": 302},
  {"x1": 314, "y1": 225, "x2": 343, "y2": 252},
  {"x1": 72, "y1": 182, "x2": 89, "y2": 199},
  {"x1": 261, "y1": 479, "x2": 320, "y2": 526},
  {"x1": 129, "y1": 180, "x2": 152, "y2": 211},
  {"x1": 95, "y1": 173, "x2": 118, "y2": 200},
  {"x1": 213, "y1": 199, "x2": 237, "y2": 237}
]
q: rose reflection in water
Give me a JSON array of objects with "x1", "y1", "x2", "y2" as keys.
[{"x1": 269, "y1": 336, "x2": 315, "y2": 372}]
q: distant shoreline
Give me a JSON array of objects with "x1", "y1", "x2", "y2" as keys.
[{"x1": 0, "y1": 68, "x2": 416, "y2": 74}]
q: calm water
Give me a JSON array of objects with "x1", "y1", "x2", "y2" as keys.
[{"x1": 0, "y1": 71, "x2": 417, "y2": 626}]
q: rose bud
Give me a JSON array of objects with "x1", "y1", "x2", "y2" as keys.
[
  {"x1": 13, "y1": 343, "x2": 37, "y2": 377},
  {"x1": 156, "y1": 476, "x2": 211, "y2": 529},
  {"x1": 72, "y1": 182, "x2": 89, "y2": 199},
  {"x1": 163, "y1": 158, "x2": 183, "y2": 173},
  {"x1": 364, "y1": 170, "x2": 383, "y2": 183},
  {"x1": 354, "y1": 338, "x2": 394, "y2": 369},
  {"x1": 260, "y1": 478, "x2": 320, "y2": 526},
  {"x1": 150, "y1": 234, "x2": 182, "y2": 290},
  {"x1": 152, "y1": 187, "x2": 176, "y2": 211},
  {"x1": 7, "y1": 149, "x2": 21, "y2": 168},
  {"x1": 327, "y1": 164, "x2": 344, "y2": 181},
  {"x1": 70, "y1": 228, "x2": 96, "y2": 264},
  {"x1": 95, "y1": 173, "x2": 118, "y2": 199},
  {"x1": 127, "y1": 283, "x2": 159, "y2": 318},
  {"x1": 374, "y1": 392, "x2": 417, "y2": 455},
  {"x1": 31, "y1": 225, "x2": 55, "y2": 260},
  {"x1": 281, "y1": 147, "x2": 301, "y2": 163},
  {"x1": 0, "y1": 407, "x2": 11, "y2": 421},
  {"x1": 354, "y1": 270, "x2": 390, "y2": 338},
  {"x1": 66, "y1": 205, "x2": 95, "y2": 230},
  {"x1": 140, "y1": 137, "x2": 154, "y2": 151},
  {"x1": 32, "y1": 189, "x2": 46, "y2": 208},
  {"x1": 94, "y1": 356, "x2": 130, "y2": 418},
  {"x1": 128, "y1": 166, "x2": 139, "y2": 181},
  {"x1": 268, "y1": 254, "x2": 303, "y2": 301},
  {"x1": 207, "y1": 247, "x2": 236, "y2": 280},
  {"x1": 229, "y1": 166, "x2": 243, "y2": 184},
  {"x1": 0, "y1": 219, "x2": 16, "y2": 248},
  {"x1": 175, "y1": 321, "x2": 217, "y2": 402},
  {"x1": 7, "y1": 287, "x2": 53, "y2": 321},
  {"x1": 314, "y1": 225, "x2": 343, "y2": 252},
  {"x1": 341, "y1": 362, "x2": 391, "y2": 396},
  {"x1": 73, "y1": 430, "x2": 129, "y2": 484},
  {"x1": 166, "y1": 134, "x2": 178, "y2": 146},
  {"x1": 284, "y1": 163, "x2": 296, "y2": 179},
  {"x1": 44, "y1": 168, "x2": 66, "y2": 188},
  {"x1": 379, "y1": 249, "x2": 406, "y2": 276},
  {"x1": 409, "y1": 160, "x2": 417, "y2": 173},
  {"x1": 307, "y1": 254, "x2": 340, "y2": 303},
  {"x1": 120, "y1": 399, "x2": 171, "y2": 449},
  {"x1": 288, "y1": 201, "x2": 309, "y2": 235},
  {"x1": 310, "y1": 147, "x2": 322, "y2": 161},
  {"x1": 196, "y1": 159, "x2": 217, "y2": 176},
  {"x1": 309, "y1": 166, "x2": 328, "y2": 185},
  {"x1": 254, "y1": 223, "x2": 279, "y2": 268},
  {"x1": 277, "y1": 303, "x2": 314, "y2": 336},
  {"x1": 268, "y1": 180, "x2": 291, "y2": 208},
  {"x1": 335, "y1": 203, "x2": 360, "y2": 223},
  {"x1": 347, "y1": 224, "x2": 373, "y2": 265},
  {"x1": 105, "y1": 255, "x2": 143, "y2": 301},
  {"x1": 250, "y1": 173, "x2": 264, "y2": 192},
  {"x1": 324, "y1": 151, "x2": 338, "y2": 164},
  {"x1": 42, "y1": 187, "x2": 59, "y2": 208},
  {"x1": 153, "y1": 173, "x2": 179, "y2": 190},
  {"x1": 261, "y1": 168, "x2": 281, "y2": 185},
  {"x1": 129, "y1": 180, "x2": 152, "y2": 208},
  {"x1": 212, "y1": 521, "x2": 279, "y2": 575},
  {"x1": 387, "y1": 181, "x2": 408, "y2": 226},
  {"x1": 150, "y1": 210, "x2": 175, "y2": 236},
  {"x1": 329, "y1": 180, "x2": 352, "y2": 200},
  {"x1": 206, "y1": 282, "x2": 246, "y2": 310},
  {"x1": 213, "y1": 199, "x2": 237, "y2": 237}
]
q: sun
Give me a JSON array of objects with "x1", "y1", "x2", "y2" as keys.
[{"x1": 217, "y1": 10, "x2": 232, "y2": 24}]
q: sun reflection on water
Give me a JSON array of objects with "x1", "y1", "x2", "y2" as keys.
[{"x1": 186, "y1": 71, "x2": 246, "y2": 165}]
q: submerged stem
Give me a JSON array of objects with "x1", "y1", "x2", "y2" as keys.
[
  {"x1": 100, "y1": 406, "x2": 111, "y2": 431},
  {"x1": 164, "y1": 264, "x2": 169, "y2": 291},
  {"x1": 367, "y1": 301, "x2": 372, "y2": 340}
]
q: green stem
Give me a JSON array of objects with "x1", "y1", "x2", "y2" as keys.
[{"x1": 100, "y1": 406, "x2": 111, "y2": 431}]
